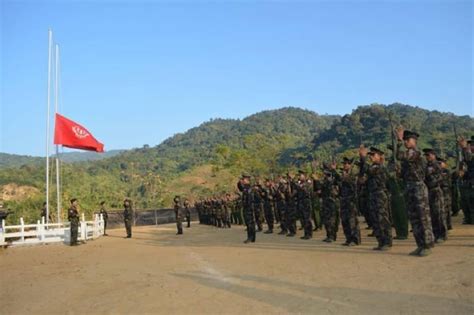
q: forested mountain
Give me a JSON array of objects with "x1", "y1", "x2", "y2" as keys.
[
  {"x1": 0, "y1": 153, "x2": 44, "y2": 169},
  {"x1": 0, "y1": 150, "x2": 125, "y2": 169},
  {"x1": 0, "y1": 104, "x2": 472, "y2": 224}
]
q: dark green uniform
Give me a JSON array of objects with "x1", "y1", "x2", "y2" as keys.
[
  {"x1": 397, "y1": 137, "x2": 434, "y2": 254},
  {"x1": 439, "y1": 168, "x2": 452, "y2": 230},
  {"x1": 68, "y1": 206, "x2": 79, "y2": 246},
  {"x1": 337, "y1": 169, "x2": 361, "y2": 245},
  {"x1": 184, "y1": 200, "x2": 191, "y2": 228},
  {"x1": 360, "y1": 155, "x2": 392, "y2": 249},
  {"x1": 319, "y1": 170, "x2": 339, "y2": 242},
  {"x1": 262, "y1": 186, "x2": 275, "y2": 233},
  {"x1": 284, "y1": 179, "x2": 298, "y2": 236},
  {"x1": 460, "y1": 144, "x2": 474, "y2": 224},
  {"x1": 387, "y1": 172, "x2": 408, "y2": 239},
  {"x1": 124, "y1": 204, "x2": 133, "y2": 238},
  {"x1": 296, "y1": 177, "x2": 314, "y2": 239},
  {"x1": 174, "y1": 198, "x2": 183, "y2": 235},
  {"x1": 252, "y1": 185, "x2": 264, "y2": 232},
  {"x1": 425, "y1": 159, "x2": 447, "y2": 242},
  {"x1": 239, "y1": 180, "x2": 255, "y2": 243}
]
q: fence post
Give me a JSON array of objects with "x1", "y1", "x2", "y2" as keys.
[
  {"x1": 99, "y1": 214, "x2": 104, "y2": 236},
  {"x1": 80, "y1": 213, "x2": 85, "y2": 241},
  {"x1": 0, "y1": 219, "x2": 5, "y2": 245},
  {"x1": 20, "y1": 217, "x2": 25, "y2": 242},
  {"x1": 154, "y1": 209, "x2": 158, "y2": 225}
]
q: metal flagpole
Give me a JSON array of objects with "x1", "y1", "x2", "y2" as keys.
[
  {"x1": 46, "y1": 29, "x2": 53, "y2": 225},
  {"x1": 55, "y1": 43, "x2": 61, "y2": 223}
]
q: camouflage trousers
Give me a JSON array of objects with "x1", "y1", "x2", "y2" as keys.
[
  {"x1": 312, "y1": 197, "x2": 322, "y2": 230},
  {"x1": 441, "y1": 188, "x2": 452, "y2": 230},
  {"x1": 299, "y1": 198, "x2": 313, "y2": 237},
  {"x1": 321, "y1": 197, "x2": 338, "y2": 241},
  {"x1": 286, "y1": 204, "x2": 297, "y2": 234},
  {"x1": 124, "y1": 218, "x2": 132, "y2": 238},
  {"x1": 429, "y1": 187, "x2": 447, "y2": 241},
  {"x1": 263, "y1": 203, "x2": 274, "y2": 231},
  {"x1": 369, "y1": 190, "x2": 392, "y2": 247},
  {"x1": 340, "y1": 196, "x2": 361, "y2": 244},
  {"x1": 276, "y1": 200, "x2": 287, "y2": 232},
  {"x1": 254, "y1": 204, "x2": 264, "y2": 231},
  {"x1": 405, "y1": 182, "x2": 434, "y2": 249},
  {"x1": 359, "y1": 193, "x2": 371, "y2": 228},
  {"x1": 243, "y1": 206, "x2": 256, "y2": 241},
  {"x1": 460, "y1": 184, "x2": 474, "y2": 224},
  {"x1": 70, "y1": 221, "x2": 79, "y2": 245}
]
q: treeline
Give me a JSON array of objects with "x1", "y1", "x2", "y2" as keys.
[{"x1": 0, "y1": 104, "x2": 472, "y2": 224}]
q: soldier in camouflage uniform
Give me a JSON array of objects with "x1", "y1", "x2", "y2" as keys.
[
  {"x1": 423, "y1": 149, "x2": 447, "y2": 243},
  {"x1": 458, "y1": 136, "x2": 474, "y2": 225},
  {"x1": 68, "y1": 198, "x2": 80, "y2": 246},
  {"x1": 438, "y1": 157, "x2": 452, "y2": 230},
  {"x1": 238, "y1": 174, "x2": 256, "y2": 243},
  {"x1": 98, "y1": 201, "x2": 109, "y2": 236},
  {"x1": 357, "y1": 171, "x2": 372, "y2": 231},
  {"x1": 284, "y1": 173, "x2": 298, "y2": 237},
  {"x1": 359, "y1": 146, "x2": 392, "y2": 250},
  {"x1": 396, "y1": 129, "x2": 434, "y2": 257},
  {"x1": 252, "y1": 181, "x2": 264, "y2": 232},
  {"x1": 275, "y1": 178, "x2": 288, "y2": 235},
  {"x1": 262, "y1": 179, "x2": 275, "y2": 234},
  {"x1": 451, "y1": 169, "x2": 462, "y2": 219},
  {"x1": 123, "y1": 198, "x2": 134, "y2": 238},
  {"x1": 184, "y1": 198, "x2": 191, "y2": 228},
  {"x1": 224, "y1": 193, "x2": 232, "y2": 228},
  {"x1": 311, "y1": 173, "x2": 322, "y2": 231},
  {"x1": 337, "y1": 157, "x2": 361, "y2": 246},
  {"x1": 233, "y1": 193, "x2": 244, "y2": 225},
  {"x1": 317, "y1": 164, "x2": 339, "y2": 243},
  {"x1": 173, "y1": 196, "x2": 183, "y2": 235},
  {"x1": 296, "y1": 170, "x2": 314, "y2": 240}
]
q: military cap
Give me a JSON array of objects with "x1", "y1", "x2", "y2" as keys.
[
  {"x1": 342, "y1": 157, "x2": 354, "y2": 164},
  {"x1": 468, "y1": 136, "x2": 474, "y2": 144},
  {"x1": 437, "y1": 156, "x2": 447, "y2": 163},
  {"x1": 403, "y1": 130, "x2": 419, "y2": 140},
  {"x1": 368, "y1": 147, "x2": 384, "y2": 155},
  {"x1": 298, "y1": 169, "x2": 306, "y2": 175},
  {"x1": 422, "y1": 148, "x2": 436, "y2": 156},
  {"x1": 241, "y1": 173, "x2": 251, "y2": 179}
]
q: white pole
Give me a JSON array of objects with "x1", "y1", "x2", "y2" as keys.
[
  {"x1": 55, "y1": 44, "x2": 61, "y2": 223},
  {"x1": 46, "y1": 29, "x2": 53, "y2": 225}
]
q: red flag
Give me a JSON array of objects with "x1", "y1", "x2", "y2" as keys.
[{"x1": 54, "y1": 113, "x2": 104, "y2": 152}]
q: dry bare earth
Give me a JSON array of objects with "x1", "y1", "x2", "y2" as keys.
[{"x1": 1, "y1": 216, "x2": 473, "y2": 315}]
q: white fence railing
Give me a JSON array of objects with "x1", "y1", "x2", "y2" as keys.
[{"x1": 0, "y1": 213, "x2": 104, "y2": 247}]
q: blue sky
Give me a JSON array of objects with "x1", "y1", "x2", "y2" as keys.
[{"x1": 1, "y1": 0, "x2": 472, "y2": 156}]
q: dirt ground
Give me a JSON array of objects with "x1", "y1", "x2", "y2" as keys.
[{"x1": 1, "y1": 216, "x2": 473, "y2": 315}]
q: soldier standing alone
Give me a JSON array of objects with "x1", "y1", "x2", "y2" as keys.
[
  {"x1": 174, "y1": 196, "x2": 184, "y2": 235},
  {"x1": 238, "y1": 174, "x2": 255, "y2": 243},
  {"x1": 123, "y1": 198, "x2": 133, "y2": 238},
  {"x1": 184, "y1": 198, "x2": 191, "y2": 228},
  {"x1": 68, "y1": 198, "x2": 80, "y2": 246},
  {"x1": 99, "y1": 201, "x2": 109, "y2": 236}
]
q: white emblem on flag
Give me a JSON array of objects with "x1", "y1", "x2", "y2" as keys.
[{"x1": 72, "y1": 126, "x2": 90, "y2": 139}]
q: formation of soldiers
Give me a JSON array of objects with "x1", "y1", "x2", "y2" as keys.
[
  {"x1": 47, "y1": 129, "x2": 473, "y2": 256},
  {"x1": 191, "y1": 131, "x2": 473, "y2": 257}
]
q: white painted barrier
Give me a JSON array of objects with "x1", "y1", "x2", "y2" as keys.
[{"x1": 0, "y1": 214, "x2": 104, "y2": 247}]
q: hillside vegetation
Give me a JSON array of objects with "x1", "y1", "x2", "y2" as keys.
[{"x1": 0, "y1": 104, "x2": 472, "y2": 224}]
